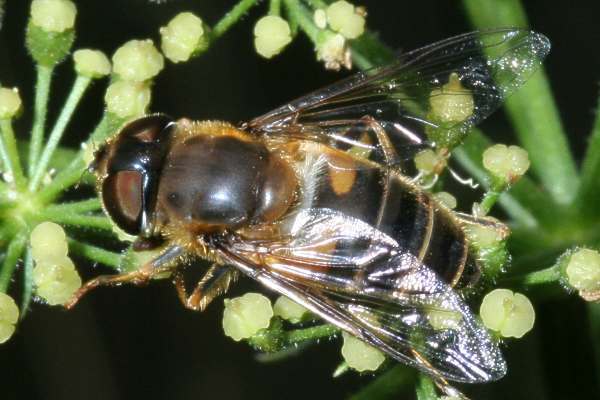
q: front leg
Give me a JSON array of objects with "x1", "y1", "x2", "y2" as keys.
[
  {"x1": 173, "y1": 263, "x2": 239, "y2": 311},
  {"x1": 64, "y1": 245, "x2": 185, "y2": 309}
]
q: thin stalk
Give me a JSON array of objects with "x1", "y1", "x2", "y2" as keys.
[
  {"x1": 29, "y1": 75, "x2": 92, "y2": 191},
  {"x1": 479, "y1": 189, "x2": 502, "y2": 215},
  {"x1": 284, "y1": 0, "x2": 320, "y2": 42},
  {"x1": 20, "y1": 247, "x2": 33, "y2": 318},
  {"x1": 36, "y1": 113, "x2": 121, "y2": 204},
  {"x1": 269, "y1": 0, "x2": 281, "y2": 15},
  {"x1": 212, "y1": 0, "x2": 261, "y2": 40},
  {"x1": 501, "y1": 265, "x2": 561, "y2": 287},
  {"x1": 28, "y1": 65, "x2": 53, "y2": 176},
  {"x1": 415, "y1": 374, "x2": 437, "y2": 400},
  {"x1": 588, "y1": 303, "x2": 600, "y2": 389},
  {"x1": 285, "y1": 322, "x2": 339, "y2": 343},
  {"x1": 575, "y1": 95, "x2": 600, "y2": 216},
  {"x1": 349, "y1": 365, "x2": 416, "y2": 400},
  {"x1": 0, "y1": 233, "x2": 26, "y2": 292},
  {"x1": 304, "y1": 0, "x2": 327, "y2": 9},
  {"x1": 462, "y1": 0, "x2": 579, "y2": 205},
  {"x1": 67, "y1": 237, "x2": 122, "y2": 269},
  {"x1": 43, "y1": 198, "x2": 102, "y2": 214},
  {"x1": 0, "y1": 119, "x2": 27, "y2": 190},
  {"x1": 350, "y1": 31, "x2": 395, "y2": 70},
  {"x1": 36, "y1": 209, "x2": 114, "y2": 231},
  {"x1": 248, "y1": 320, "x2": 339, "y2": 352}
]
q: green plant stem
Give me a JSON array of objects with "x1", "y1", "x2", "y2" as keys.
[
  {"x1": 286, "y1": 322, "x2": 339, "y2": 343},
  {"x1": 454, "y1": 130, "x2": 543, "y2": 228},
  {"x1": 269, "y1": 0, "x2": 281, "y2": 15},
  {"x1": 249, "y1": 320, "x2": 340, "y2": 352},
  {"x1": 0, "y1": 233, "x2": 26, "y2": 292},
  {"x1": 462, "y1": 0, "x2": 579, "y2": 205},
  {"x1": 284, "y1": 0, "x2": 320, "y2": 42},
  {"x1": 501, "y1": 265, "x2": 561, "y2": 287},
  {"x1": 21, "y1": 247, "x2": 33, "y2": 318},
  {"x1": 29, "y1": 75, "x2": 92, "y2": 192},
  {"x1": 304, "y1": 0, "x2": 327, "y2": 9},
  {"x1": 67, "y1": 237, "x2": 122, "y2": 268},
  {"x1": 349, "y1": 365, "x2": 416, "y2": 400},
  {"x1": 36, "y1": 113, "x2": 122, "y2": 205},
  {"x1": 0, "y1": 119, "x2": 27, "y2": 190},
  {"x1": 36, "y1": 209, "x2": 113, "y2": 231},
  {"x1": 588, "y1": 303, "x2": 600, "y2": 388},
  {"x1": 415, "y1": 374, "x2": 437, "y2": 400},
  {"x1": 479, "y1": 189, "x2": 502, "y2": 215},
  {"x1": 212, "y1": 0, "x2": 261, "y2": 40},
  {"x1": 43, "y1": 198, "x2": 102, "y2": 214},
  {"x1": 28, "y1": 65, "x2": 53, "y2": 176},
  {"x1": 575, "y1": 96, "x2": 600, "y2": 216}
]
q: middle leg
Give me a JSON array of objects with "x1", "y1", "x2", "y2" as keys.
[{"x1": 173, "y1": 262, "x2": 239, "y2": 311}]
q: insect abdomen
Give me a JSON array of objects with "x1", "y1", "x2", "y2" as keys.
[{"x1": 312, "y1": 149, "x2": 469, "y2": 287}]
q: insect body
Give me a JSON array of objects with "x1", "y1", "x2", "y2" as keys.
[{"x1": 67, "y1": 29, "x2": 550, "y2": 384}]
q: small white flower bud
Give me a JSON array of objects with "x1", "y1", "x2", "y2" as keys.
[
  {"x1": 341, "y1": 331, "x2": 385, "y2": 372},
  {"x1": 313, "y1": 9, "x2": 328, "y2": 29},
  {"x1": 483, "y1": 144, "x2": 530, "y2": 184},
  {"x1": 480, "y1": 288, "x2": 535, "y2": 339},
  {"x1": 104, "y1": 81, "x2": 151, "y2": 119},
  {"x1": 429, "y1": 73, "x2": 474, "y2": 123},
  {"x1": 160, "y1": 12, "x2": 209, "y2": 63},
  {"x1": 222, "y1": 293, "x2": 273, "y2": 341},
  {"x1": 112, "y1": 40, "x2": 164, "y2": 82},
  {"x1": 30, "y1": 221, "x2": 68, "y2": 262},
  {"x1": 326, "y1": 1, "x2": 365, "y2": 39},
  {"x1": 414, "y1": 149, "x2": 447, "y2": 175},
  {"x1": 316, "y1": 31, "x2": 352, "y2": 71},
  {"x1": 464, "y1": 223, "x2": 505, "y2": 248},
  {"x1": 73, "y1": 49, "x2": 111, "y2": 78},
  {"x1": 0, "y1": 87, "x2": 23, "y2": 119},
  {"x1": 33, "y1": 256, "x2": 82, "y2": 306},
  {"x1": 30, "y1": 0, "x2": 76, "y2": 33},
  {"x1": 273, "y1": 296, "x2": 309, "y2": 323},
  {"x1": 253, "y1": 15, "x2": 292, "y2": 59},
  {"x1": 565, "y1": 248, "x2": 600, "y2": 293},
  {"x1": 0, "y1": 293, "x2": 19, "y2": 344},
  {"x1": 427, "y1": 308, "x2": 462, "y2": 331},
  {"x1": 433, "y1": 191, "x2": 457, "y2": 209}
]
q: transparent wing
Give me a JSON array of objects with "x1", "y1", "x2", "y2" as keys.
[
  {"x1": 216, "y1": 209, "x2": 506, "y2": 383},
  {"x1": 247, "y1": 29, "x2": 550, "y2": 162}
]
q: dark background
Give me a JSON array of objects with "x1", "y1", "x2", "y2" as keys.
[{"x1": 0, "y1": 1, "x2": 599, "y2": 399}]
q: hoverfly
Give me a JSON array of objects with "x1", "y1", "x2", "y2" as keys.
[{"x1": 66, "y1": 29, "x2": 550, "y2": 385}]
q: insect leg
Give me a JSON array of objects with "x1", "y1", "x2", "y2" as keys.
[
  {"x1": 360, "y1": 115, "x2": 400, "y2": 166},
  {"x1": 172, "y1": 263, "x2": 239, "y2": 311},
  {"x1": 63, "y1": 245, "x2": 185, "y2": 309}
]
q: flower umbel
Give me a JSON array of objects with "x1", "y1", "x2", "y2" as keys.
[
  {"x1": 564, "y1": 248, "x2": 600, "y2": 301},
  {"x1": 73, "y1": 49, "x2": 111, "y2": 78},
  {"x1": 160, "y1": 12, "x2": 209, "y2": 63},
  {"x1": 253, "y1": 15, "x2": 292, "y2": 59},
  {"x1": 341, "y1": 331, "x2": 385, "y2": 372},
  {"x1": 112, "y1": 39, "x2": 164, "y2": 82},
  {"x1": 0, "y1": 293, "x2": 19, "y2": 344},
  {"x1": 326, "y1": 0, "x2": 365, "y2": 40},
  {"x1": 30, "y1": 0, "x2": 76, "y2": 33},
  {"x1": 0, "y1": 87, "x2": 23, "y2": 119},
  {"x1": 222, "y1": 293, "x2": 274, "y2": 341},
  {"x1": 480, "y1": 289, "x2": 535, "y2": 339}
]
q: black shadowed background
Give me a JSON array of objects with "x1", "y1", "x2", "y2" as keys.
[{"x1": 0, "y1": 1, "x2": 599, "y2": 399}]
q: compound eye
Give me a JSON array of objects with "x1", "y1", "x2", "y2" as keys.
[
  {"x1": 118, "y1": 114, "x2": 174, "y2": 143},
  {"x1": 102, "y1": 171, "x2": 143, "y2": 235}
]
